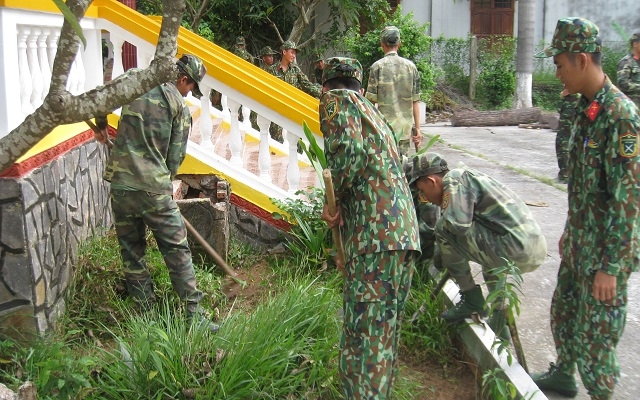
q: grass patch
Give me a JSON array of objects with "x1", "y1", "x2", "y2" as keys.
[{"x1": 0, "y1": 229, "x2": 460, "y2": 399}]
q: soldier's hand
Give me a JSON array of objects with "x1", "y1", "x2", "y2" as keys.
[
  {"x1": 321, "y1": 203, "x2": 343, "y2": 229},
  {"x1": 411, "y1": 127, "x2": 422, "y2": 146},
  {"x1": 592, "y1": 270, "x2": 617, "y2": 302}
]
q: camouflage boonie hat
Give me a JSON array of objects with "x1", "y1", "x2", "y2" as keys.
[
  {"x1": 381, "y1": 26, "x2": 401, "y2": 46},
  {"x1": 281, "y1": 40, "x2": 299, "y2": 51},
  {"x1": 407, "y1": 152, "x2": 449, "y2": 185},
  {"x1": 235, "y1": 36, "x2": 246, "y2": 46},
  {"x1": 259, "y1": 46, "x2": 278, "y2": 57},
  {"x1": 321, "y1": 57, "x2": 363, "y2": 84},
  {"x1": 631, "y1": 32, "x2": 640, "y2": 43},
  {"x1": 314, "y1": 53, "x2": 324, "y2": 63},
  {"x1": 534, "y1": 17, "x2": 602, "y2": 58},
  {"x1": 176, "y1": 54, "x2": 206, "y2": 98}
]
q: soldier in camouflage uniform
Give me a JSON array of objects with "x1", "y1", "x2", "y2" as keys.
[
  {"x1": 257, "y1": 46, "x2": 278, "y2": 70},
  {"x1": 533, "y1": 18, "x2": 640, "y2": 399},
  {"x1": 616, "y1": 32, "x2": 640, "y2": 107},
  {"x1": 232, "y1": 36, "x2": 254, "y2": 64},
  {"x1": 268, "y1": 40, "x2": 322, "y2": 142},
  {"x1": 312, "y1": 54, "x2": 325, "y2": 84},
  {"x1": 101, "y1": 55, "x2": 219, "y2": 333},
  {"x1": 319, "y1": 57, "x2": 420, "y2": 399},
  {"x1": 555, "y1": 89, "x2": 580, "y2": 182},
  {"x1": 408, "y1": 152, "x2": 547, "y2": 341},
  {"x1": 366, "y1": 26, "x2": 422, "y2": 156}
]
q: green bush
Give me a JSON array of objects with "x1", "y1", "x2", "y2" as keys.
[{"x1": 476, "y1": 37, "x2": 517, "y2": 109}]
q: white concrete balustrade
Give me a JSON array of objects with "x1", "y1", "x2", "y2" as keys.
[{"x1": 0, "y1": 5, "x2": 320, "y2": 203}]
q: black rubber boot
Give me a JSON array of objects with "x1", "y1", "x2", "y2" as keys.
[{"x1": 440, "y1": 285, "x2": 487, "y2": 322}]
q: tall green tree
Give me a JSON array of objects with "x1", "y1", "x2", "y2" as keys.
[{"x1": 0, "y1": 0, "x2": 186, "y2": 173}]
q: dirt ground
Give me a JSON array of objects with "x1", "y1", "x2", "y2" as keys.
[{"x1": 221, "y1": 259, "x2": 478, "y2": 400}]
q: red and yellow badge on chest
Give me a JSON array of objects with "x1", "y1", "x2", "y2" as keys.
[
  {"x1": 441, "y1": 193, "x2": 450, "y2": 210},
  {"x1": 586, "y1": 101, "x2": 601, "y2": 122},
  {"x1": 620, "y1": 133, "x2": 639, "y2": 158}
]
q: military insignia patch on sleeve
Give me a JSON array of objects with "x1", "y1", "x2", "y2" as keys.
[
  {"x1": 620, "y1": 133, "x2": 638, "y2": 158},
  {"x1": 442, "y1": 193, "x2": 450, "y2": 210},
  {"x1": 323, "y1": 98, "x2": 338, "y2": 121}
]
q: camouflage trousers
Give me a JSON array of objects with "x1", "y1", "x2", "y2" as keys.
[
  {"x1": 110, "y1": 189, "x2": 203, "y2": 311},
  {"x1": 436, "y1": 219, "x2": 546, "y2": 293},
  {"x1": 550, "y1": 260, "x2": 630, "y2": 400},
  {"x1": 340, "y1": 250, "x2": 415, "y2": 399}
]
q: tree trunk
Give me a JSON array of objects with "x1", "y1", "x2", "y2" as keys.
[
  {"x1": 451, "y1": 107, "x2": 541, "y2": 127},
  {"x1": 513, "y1": 0, "x2": 535, "y2": 109}
]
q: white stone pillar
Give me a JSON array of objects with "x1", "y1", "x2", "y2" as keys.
[
  {"x1": 227, "y1": 98, "x2": 243, "y2": 167},
  {"x1": 27, "y1": 27, "x2": 44, "y2": 109},
  {"x1": 38, "y1": 28, "x2": 51, "y2": 102},
  {"x1": 17, "y1": 25, "x2": 34, "y2": 115},
  {"x1": 257, "y1": 114, "x2": 272, "y2": 183},
  {"x1": 286, "y1": 131, "x2": 300, "y2": 194},
  {"x1": 199, "y1": 85, "x2": 214, "y2": 152}
]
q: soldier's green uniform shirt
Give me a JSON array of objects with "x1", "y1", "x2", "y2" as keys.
[
  {"x1": 233, "y1": 47, "x2": 254, "y2": 64},
  {"x1": 269, "y1": 63, "x2": 321, "y2": 98},
  {"x1": 365, "y1": 52, "x2": 421, "y2": 144},
  {"x1": 562, "y1": 76, "x2": 640, "y2": 275},
  {"x1": 103, "y1": 81, "x2": 191, "y2": 194},
  {"x1": 320, "y1": 89, "x2": 420, "y2": 259},
  {"x1": 616, "y1": 54, "x2": 640, "y2": 106},
  {"x1": 438, "y1": 164, "x2": 546, "y2": 269}
]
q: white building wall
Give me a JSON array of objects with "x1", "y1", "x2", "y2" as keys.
[{"x1": 402, "y1": 0, "x2": 470, "y2": 38}]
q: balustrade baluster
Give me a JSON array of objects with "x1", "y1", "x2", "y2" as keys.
[
  {"x1": 38, "y1": 29, "x2": 52, "y2": 101},
  {"x1": 66, "y1": 54, "x2": 79, "y2": 94},
  {"x1": 221, "y1": 95, "x2": 230, "y2": 120},
  {"x1": 199, "y1": 86, "x2": 214, "y2": 152},
  {"x1": 227, "y1": 98, "x2": 243, "y2": 167},
  {"x1": 27, "y1": 28, "x2": 44, "y2": 109},
  {"x1": 17, "y1": 26, "x2": 34, "y2": 115},
  {"x1": 286, "y1": 131, "x2": 300, "y2": 193},
  {"x1": 109, "y1": 34, "x2": 125, "y2": 79},
  {"x1": 257, "y1": 115, "x2": 272, "y2": 183},
  {"x1": 73, "y1": 50, "x2": 86, "y2": 94},
  {"x1": 241, "y1": 104, "x2": 251, "y2": 131},
  {"x1": 46, "y1": 29, "x2": 59, "y2": 70}
]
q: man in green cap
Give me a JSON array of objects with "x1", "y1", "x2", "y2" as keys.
[
  {"x1": 267, "y1": 40, "x2": 321, "y2": 142},
  {"x1": 319, "y1": 56, "x2": 420, "y2": 399},
  {"x1": 312, "y1": 54, "x2": 325, "y2": 84},
  {"x1": 257, "y1": 46, "x2": 278, "y2": 70},
  {"x1": 366, "y1": 26, "x2": 422, "y2": 156},
  {"x1": 532, "y1": 18, "x2": 640, "y2": 400},
  {"x1": 233, "y1": 36, "x2": 254, "y2": 64},
  {"x1": 95, "y1": 54, "x2": 220, "y2": 333},
  {"x1": 617, "y1": 31, "x2": 640, "y2": 107},
  {"x1": 406, "y1": 152, "x2": 547, "y2": 341}
]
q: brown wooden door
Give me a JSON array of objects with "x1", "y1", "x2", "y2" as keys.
[{"x1": 471, "y1": 0, "x2": 514, "y2": 39}]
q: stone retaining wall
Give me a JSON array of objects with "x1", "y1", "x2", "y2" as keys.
[{"x1": 0, "y1": 141, "x2": 112, "y2": 339}]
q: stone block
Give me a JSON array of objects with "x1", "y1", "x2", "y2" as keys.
[
  {"x1": 0, "y1": 304, "x2": 36, "y2": 342},
  {"x1": 1, "y1": 252, "x2": 32, "y2": 300},
  {"x1": 178, "y1": 198, "x2": 229, "y2": 263},
  {"x1": 0, "y1": 179, "x2": 20, "y2": 201},
  {"x1": 0, "y1": 201, "x2": 25, "y2": 251}
]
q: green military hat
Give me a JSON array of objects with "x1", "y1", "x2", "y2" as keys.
[
  {"x1": 235, "y1": 36, "x2": 246, "y2": 46},
  {"x1": 381, "y1": 26, "x2": 401, "y2": 46},
  {"x1": 321, "y1": 57, "x2": 363, "y2": 84},
  {"x1": 407, "y1": 152, "x2": 449, "y2": 185},
  {"x1": 281, "y1": 40, "x2": 299, "y2": 52},
  {"x1": 630, "y1": 32, "x2": 640, "y2": 44},
  {"x1": 176, "y1": 54, "x2": 206, "y2": 98},
  {"x1": 259, "y1": 46, "x2": 278, "y2": 57},
  {"x1": 534, "y1": 17, "x2": 602, "y2": 58},
  {"x1": 314, "y1": 53, "x2": 324, "y2": 63}
]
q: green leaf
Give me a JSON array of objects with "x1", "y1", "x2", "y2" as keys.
[
  {"x1": 302, "y1": 121, "x2": 327, "y2": 169},
  {"x1": 52, "y1": 0, "x2": 87, "y2": 49}
]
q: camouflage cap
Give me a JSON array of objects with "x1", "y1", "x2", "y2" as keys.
[
  {"x1": 407, "y1": 152, "x2": 449, "y2": 185},
  {"x1": 314, "y1": 53, "x2": 324, "y2": 63},
  {"x1": 534, "y1": 17, "x2": 602, "y2": 58},
  {"x1": 235, "y1": 36, "x2": 246, "y2": 46},
  {"x1": 381, "y1": 26, "x2": 401, "y2": 46},
  {"x1": 631, "y1": 32, "x2": 640, "y2": 43},
  {"x1": 259, "y1": 46, "x2": 278, "y2": 57},
  {"x1": 176, "y1": 54, "x2": 206, "y2": 98},
  {"x1": 321, "y1": 57, "x2": 363, "y2": 84},
  {"x1": 281, "y1": 40, "x2": 299, "y2": 51}
]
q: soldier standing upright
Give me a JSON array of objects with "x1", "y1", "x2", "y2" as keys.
[
  {"x1": 366, "y1": 26, "x2": 422, "y2": 156},
  {"x1": 257, "y1": 46, "x2": 278, "y2": 70},
  {"x1": 617, "y1": 31, "x2": 640, "y2": 107},
  {"x1": 532, "y1": 18, "x2": 640, "y2": 399},
  {"x1": 233, "y1": 36, "x2": 254, "y2": 64},
  {"x1": 320, "y1": 57, "x2": 419, "y2": 399},
  {"x1": 267, "y1": 40, "x2": 321, "y2": 142}
]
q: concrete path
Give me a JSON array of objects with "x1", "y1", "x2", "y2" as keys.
[{"x1": 418, "y1": 122, "x2": 639, "y2": 400}]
